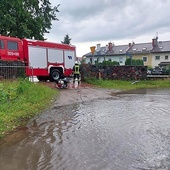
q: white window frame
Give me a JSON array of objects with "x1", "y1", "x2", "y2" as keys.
[
  {"x1": 155, "y1": 56, "x2": 160, "y2": 60},
  {"x1": 142, "y1": 56, "x2": 147, "y2": 62},
  {"x1": 165, "y1": 55, "x2": 168, "y2": 60}
]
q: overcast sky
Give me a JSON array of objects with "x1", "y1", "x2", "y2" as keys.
[{"x1": 45, "y1": 0, "x2": 170, "y2": 57}]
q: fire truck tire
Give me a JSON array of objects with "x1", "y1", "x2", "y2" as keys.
[{"x1": 50, "y1": 69, "x2": 61, "y2": 81}]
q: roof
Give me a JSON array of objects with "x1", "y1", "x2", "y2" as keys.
[
  {"x1": 128, "y1": 42, "x2": 152, "y2": 54},
  {"x1": 84, "y1": 46, "x2": 108, "y2": 56},
  {"x1": 83, "y1": 38, "x2": 170, "y2": 57},
  {"x1": 151, "y1": 41, "x2": 170, "y2": 53},
  {"x1": 158, "y1": 62, "x2": 170, "y2": 66},
  {"x1": 106, "y1": 45, "x2": 129, "y2": 55},
  {"x1": 84, "y1": 45, "x2": 129, "y2": 56}
]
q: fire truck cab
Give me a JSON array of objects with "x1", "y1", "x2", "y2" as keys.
[{"x1": 0, "y1": 35, "x2": 23, "y2": 61}]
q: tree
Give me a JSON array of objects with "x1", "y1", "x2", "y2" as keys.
[
  {"x1": 61, "y1": 34, "x2": 71, "y2": 44},
  {"x1": 0, "y1": 0, "x2": 60, "y2": 40}
]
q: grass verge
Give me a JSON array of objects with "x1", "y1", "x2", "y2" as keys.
[
  {"x1": 0, "y1": 79, "x2": 58, "y2": 139},
  {"x1": 85, "y1": 78, "x2": 170, "y2": 91}
]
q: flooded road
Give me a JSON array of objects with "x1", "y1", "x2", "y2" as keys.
[{"x1": 0, "y1": 88, "x2": 170, "y2": 170}]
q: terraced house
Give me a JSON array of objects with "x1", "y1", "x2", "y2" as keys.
[{"x1": 83, "y1": 36, "x2": 170, "y2": 68}]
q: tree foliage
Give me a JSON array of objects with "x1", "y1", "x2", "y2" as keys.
[
  {"x1": 125, "y1": 58, "x2": 144, "y2": 66},
  {"x1": 61, "y1": 34, "x2": 71, "y2": 44},
  {"x1": 0, "y1": 0, "x2": 60, "y2": 40},
  {"x1": 95, "y1": 60, "x2": 119, "y2": 66}
]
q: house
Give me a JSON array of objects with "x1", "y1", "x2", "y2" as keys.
[
  {"x1": 127, "y1": 42, "x2": 153, "y2": 66},
  {"x1": 76, "y1": 57, "x2": 82, "y2": 64},
  {"x1": 83, "y1": 42, "x2": 129, "y2": 65},
  {"x1": 83, "y1": 36, "x2": 170, "y2": 68},
  {"x1": 151, "y1": 37, "x2": 170, "y2": 67}
]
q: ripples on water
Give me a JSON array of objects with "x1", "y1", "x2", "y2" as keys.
[{"x1": 0, "y1": 89, "x2": 170, "y2": 170}]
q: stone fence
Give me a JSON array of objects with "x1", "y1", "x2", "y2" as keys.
[{"x1": 81, "y1": 64, "x2": 147, "y2": 81}]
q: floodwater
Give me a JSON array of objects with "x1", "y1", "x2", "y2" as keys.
[{"x1": 0, "y1": 89, "x2": 170, "y2": 170}]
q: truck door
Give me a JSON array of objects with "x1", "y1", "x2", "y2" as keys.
[
  {"x1": 6, "y1": 40, "x2": 21, "y2": 60},
  {"x1": 0, "y1": 40, "x2": 5, "y2": 60}
]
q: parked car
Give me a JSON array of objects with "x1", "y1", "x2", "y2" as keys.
[
  {"x1": 151, "y1": 66, "x2": 168, "y2": 75},
  {"x1": 151, "y1": 66, "x2": 163, "y2": 75}
]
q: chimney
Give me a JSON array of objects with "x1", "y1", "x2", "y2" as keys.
[
  {"x1": 105, "y1": 45, "x2": 108, "y2": 51},
  {"x1": 108, "y1": 42, "x2": 113, "y2": 51},
  {"x1": 96, "y1": 44, "x2": 101, "y2": 52},
  {"x1": 152, "y1": 36, "x2": 158, "y2": 47}
]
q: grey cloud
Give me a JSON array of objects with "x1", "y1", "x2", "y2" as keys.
[{"x1": 48, "y1": 0, "x2": 170, "y2": 45}]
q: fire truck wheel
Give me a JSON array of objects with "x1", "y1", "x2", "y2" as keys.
[{"x1": 50, "y1": 69, "x2": 60, "y2": 81}]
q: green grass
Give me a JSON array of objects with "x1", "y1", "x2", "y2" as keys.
[
  {"x1": 0, "y1": 79, "x2": 58, "y2": 139},
  {"x1": 1, "y1": 78, "x2": 169, "y2": 139},
  {"x1": 85, "y1": 78, "x2": 170, "y2": 91}
]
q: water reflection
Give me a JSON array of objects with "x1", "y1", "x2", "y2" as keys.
[{"x1": 0, "y1": 89, "x2": 170, "y2": 170}]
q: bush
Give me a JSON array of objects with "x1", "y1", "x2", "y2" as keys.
[
  {"x1": 125, "y1": 58, "x2": 144, "y2": 66},
  {"x1": 0, "y1": 79, "x2": 31, "y2": 104},
  {"x1": 95, "y1": 60, "x2": 119, "y2": 66}
]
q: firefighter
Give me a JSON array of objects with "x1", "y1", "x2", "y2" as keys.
[{"x1": 72, "y1": 61, "x2": 81, "y2": 88}]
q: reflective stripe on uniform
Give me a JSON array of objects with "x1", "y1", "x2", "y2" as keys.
[{"x1": 74, "y1": 65, "x2": 80, "y2": 74}]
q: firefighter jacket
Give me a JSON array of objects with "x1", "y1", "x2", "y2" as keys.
[{"x1": 73, "y1": 64, "x2": 80, "y2": 74}]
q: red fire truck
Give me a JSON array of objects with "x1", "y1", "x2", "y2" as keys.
[{"x1": 0, "y1": 35, "x2": 76, "y2": 81}]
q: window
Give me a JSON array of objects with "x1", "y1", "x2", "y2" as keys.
[
  {"x1": 119, "y1": 57, "x2": 123, "y2": 63},
  {"x1": 90, "y1": 58, "x2": 92, "y2": 63},
  {"x1": 7, "y1": 41, "x2": 18, "y2": 50},
  {"x1": 165, "y1": 55, "x2": 168, "y2": 60},
  {"x1": 155, "y1": 56, "x2": 160, "y2": 60},
  {"x1": 143, "y1": 56, "x2": 147, "y2": 62},
  {"x1": 0, "y1": 40, "x2": 4, "y2": 49}
]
